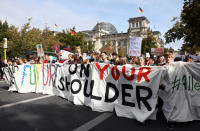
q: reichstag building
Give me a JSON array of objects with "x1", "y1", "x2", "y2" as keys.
[{"x1": 81, "y1": 16, "x2": 164, "y2": 54}]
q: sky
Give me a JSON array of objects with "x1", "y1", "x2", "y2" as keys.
[{"x1": 0, "y1": 0, "x2": 184, "y2": 50}]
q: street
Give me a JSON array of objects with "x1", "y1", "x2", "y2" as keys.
[{"x1": 0, "y1": 81, "x2": 199, "y2": 131}]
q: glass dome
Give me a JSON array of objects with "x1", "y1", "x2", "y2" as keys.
[{"x1": 93, "y1": 22, "x2": 118, "y2": 34}]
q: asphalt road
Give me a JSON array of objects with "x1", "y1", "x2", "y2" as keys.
[{"x1": 0, "y1": 81, "x2": 200, "y2": 131}]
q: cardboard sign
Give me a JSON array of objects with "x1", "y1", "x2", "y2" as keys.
[
  {"x1": 129, "y1": 37, "x2": 142, "y2": 56},
  {"x1": 36, "y1": 44, "x2": 44, "y2": 57}
]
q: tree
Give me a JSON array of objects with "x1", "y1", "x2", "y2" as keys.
[
  {"x1": 1, "y1": 18, "x2": 63, "y2": 58},
  {"x1": 0, "y1": 20, "x2": 9, "y2": 58},
  {"x1": 168, "y1": 47, "x2": 175, "y2": 53},
  {"x1": 6, "y1": 25, "x2": 21, "y2": 57},
  {"x1": 41, "y1": 28, "x2": 62, "y2": 52},
  {"x1": 0, "y1": 20, "x2": 9, "y2": 41},
  {"x1": 141, "y1": 32, "x2": 157, "y2": 54},
  {"x1": 56, "y1": 29, "x2": 85, "y2": 52},
  {"x1": 164, "y1": 48, "x2": 169, "y2": 53},
  {"x1": 165, "y1": 0, "x2": 200, "y2": 54}
]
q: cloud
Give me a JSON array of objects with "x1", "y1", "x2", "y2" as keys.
[{"x1": 0, "y1": 0, "x2": 99, "y2": 31}]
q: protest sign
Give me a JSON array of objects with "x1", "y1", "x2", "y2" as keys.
[
  {"x1": 129, "y1": 37, "x2": 142, "y2": 56},
  {"x1": 146, "y1": 52, "x2": 150, "y2": 58},
  {"x1": 36, "y1": 44, "x2": 44, "y2": 57}
]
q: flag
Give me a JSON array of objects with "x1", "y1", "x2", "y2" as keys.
[
  {"x1": 54, "y1": 24, "x2": 58, "y2": 28},
  {"x1": 70, "y1": 29, "x2": 75, "y2": 35},
  {"x1": 139, "y1": 7, "x2": 143, "y2": 14},
  {"x1": 55, "y1": 45, "x2": 60, "y2": 53}
]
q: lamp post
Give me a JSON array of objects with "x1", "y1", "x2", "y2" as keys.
[
  {"x1": 3, "y1": 38, "x2": 7, "y2": 80},
  {"x1": 3, "y1": 38, "x2": 7, "y2": 60}
]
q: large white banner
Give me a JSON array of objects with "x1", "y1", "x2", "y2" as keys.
[
  {"x1": 6, "y1": 62, "x2": 200, "y2": 122},
  {"x1": 129, "y1": 37, "x2": 142, "y2": 56},
  {"x1": 6, "y1": 63, "x2": 163, "y2": 122},
  {"x1": 160, "y1": 62, "x2": 200, "y2": 122}
]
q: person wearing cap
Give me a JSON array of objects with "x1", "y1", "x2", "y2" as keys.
[{"x1": 58, "y1": 46, "x2": 74, "y2": 63}]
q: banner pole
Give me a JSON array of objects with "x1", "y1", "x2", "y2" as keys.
[{"x1": 4, "y1": 48, "x2": 6, "y2": 60}]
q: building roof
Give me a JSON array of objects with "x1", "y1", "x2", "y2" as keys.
[
  {"x1": 93, "y1": 22, "x2": 118, "y2": 34},
  {"x1": 128, "y1": 16, "x2": 150, "y2": 23}
]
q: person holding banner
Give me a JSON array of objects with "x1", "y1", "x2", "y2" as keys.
[
  {"x1": 155, "y1": 55, "x2": 165, "y2": 66},
  {"x1": 74, "y1": 53, "x2": 83, "y2": 64},
  {"x1": 138, "y1": 57, "x2": 146, "y2": 66},
  {"x1": 184, "y1": 56, "x2": 193, "y2": 62},
  {"x1": 110, "y1": 52, "x2": 118, "y2": 64},
  {"x1": 44, "y1": 55, "x2": 50, "y2": 63},
  {"x1": 74, "y1": 46, "x2": 83, "y2": 64},
  {"x1": 66, "y1": 54, "x2": 74, "y2": 64},
  {"x1": 100, "y1": 52, "x2": 110, "y2": 64},
  {"x1": 90, "y1": 52, "x2": 100, "y2": 63},
  {"x1": 164, "y1": 52, "x2": 173, "y2": 66}
]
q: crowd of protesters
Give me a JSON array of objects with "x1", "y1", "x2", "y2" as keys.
[
  {"x1": 0, "y1": 46, "x2": 199, "y2": 80},
  {"x1": 0, "y1": 46, "x2": 199, "y2": 130}
]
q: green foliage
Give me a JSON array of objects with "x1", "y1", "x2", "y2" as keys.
[
  {"x1": 56, "y1": 30, "x2": 85, "y2": 52},
  {"x1": 165, "y1": 21, "x2": 184, "y2": 43},
  {"x1": 141, "y1": 32, "x2": 157, "y2": 54},
  {"x1": 41, "y1": 28, "x2": 62, "y2": 52},
  {"x1": 164, "y1": 48, "x2": 169, "y2": 53},
  {"x1": 0, "y1": 19, "x2": 63, "y2": 58},
  {"x1": 165, "y1": 0, "x2": 200, "y2": 53},
  {"x1": 0, "y1": 20, "x2": 9, "y2": 57},
  {"x1": 6, "y1": 25, "x2": 21, "y2": 57},
  {"x1": 168, "y1": 47, "x2": 175, "y2": 52},
  {"x1": 0, "y1": 20, "x2": 9, "y2": 41},
  {"x1": 0, "y1": 18, "x2": 90, "y2": 58}
]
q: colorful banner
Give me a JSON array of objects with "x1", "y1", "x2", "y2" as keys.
[
  {"x1": 5, "y1": 62, "x2": 200, "y2": 122},
  {"x1": 7, "y1": 63, "x2": 163, "y2": 122},
  {"x1": 129, "y1": 37, "x2": 142, "y2": 56}
]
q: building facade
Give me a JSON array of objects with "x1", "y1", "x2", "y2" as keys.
[{"x1": 81, "y1": 16, "x2": 164, "y2": 54}]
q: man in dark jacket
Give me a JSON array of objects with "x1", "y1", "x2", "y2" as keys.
[{"x1": 0, "y1": 56, "x2": 6, "y2": 80}]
